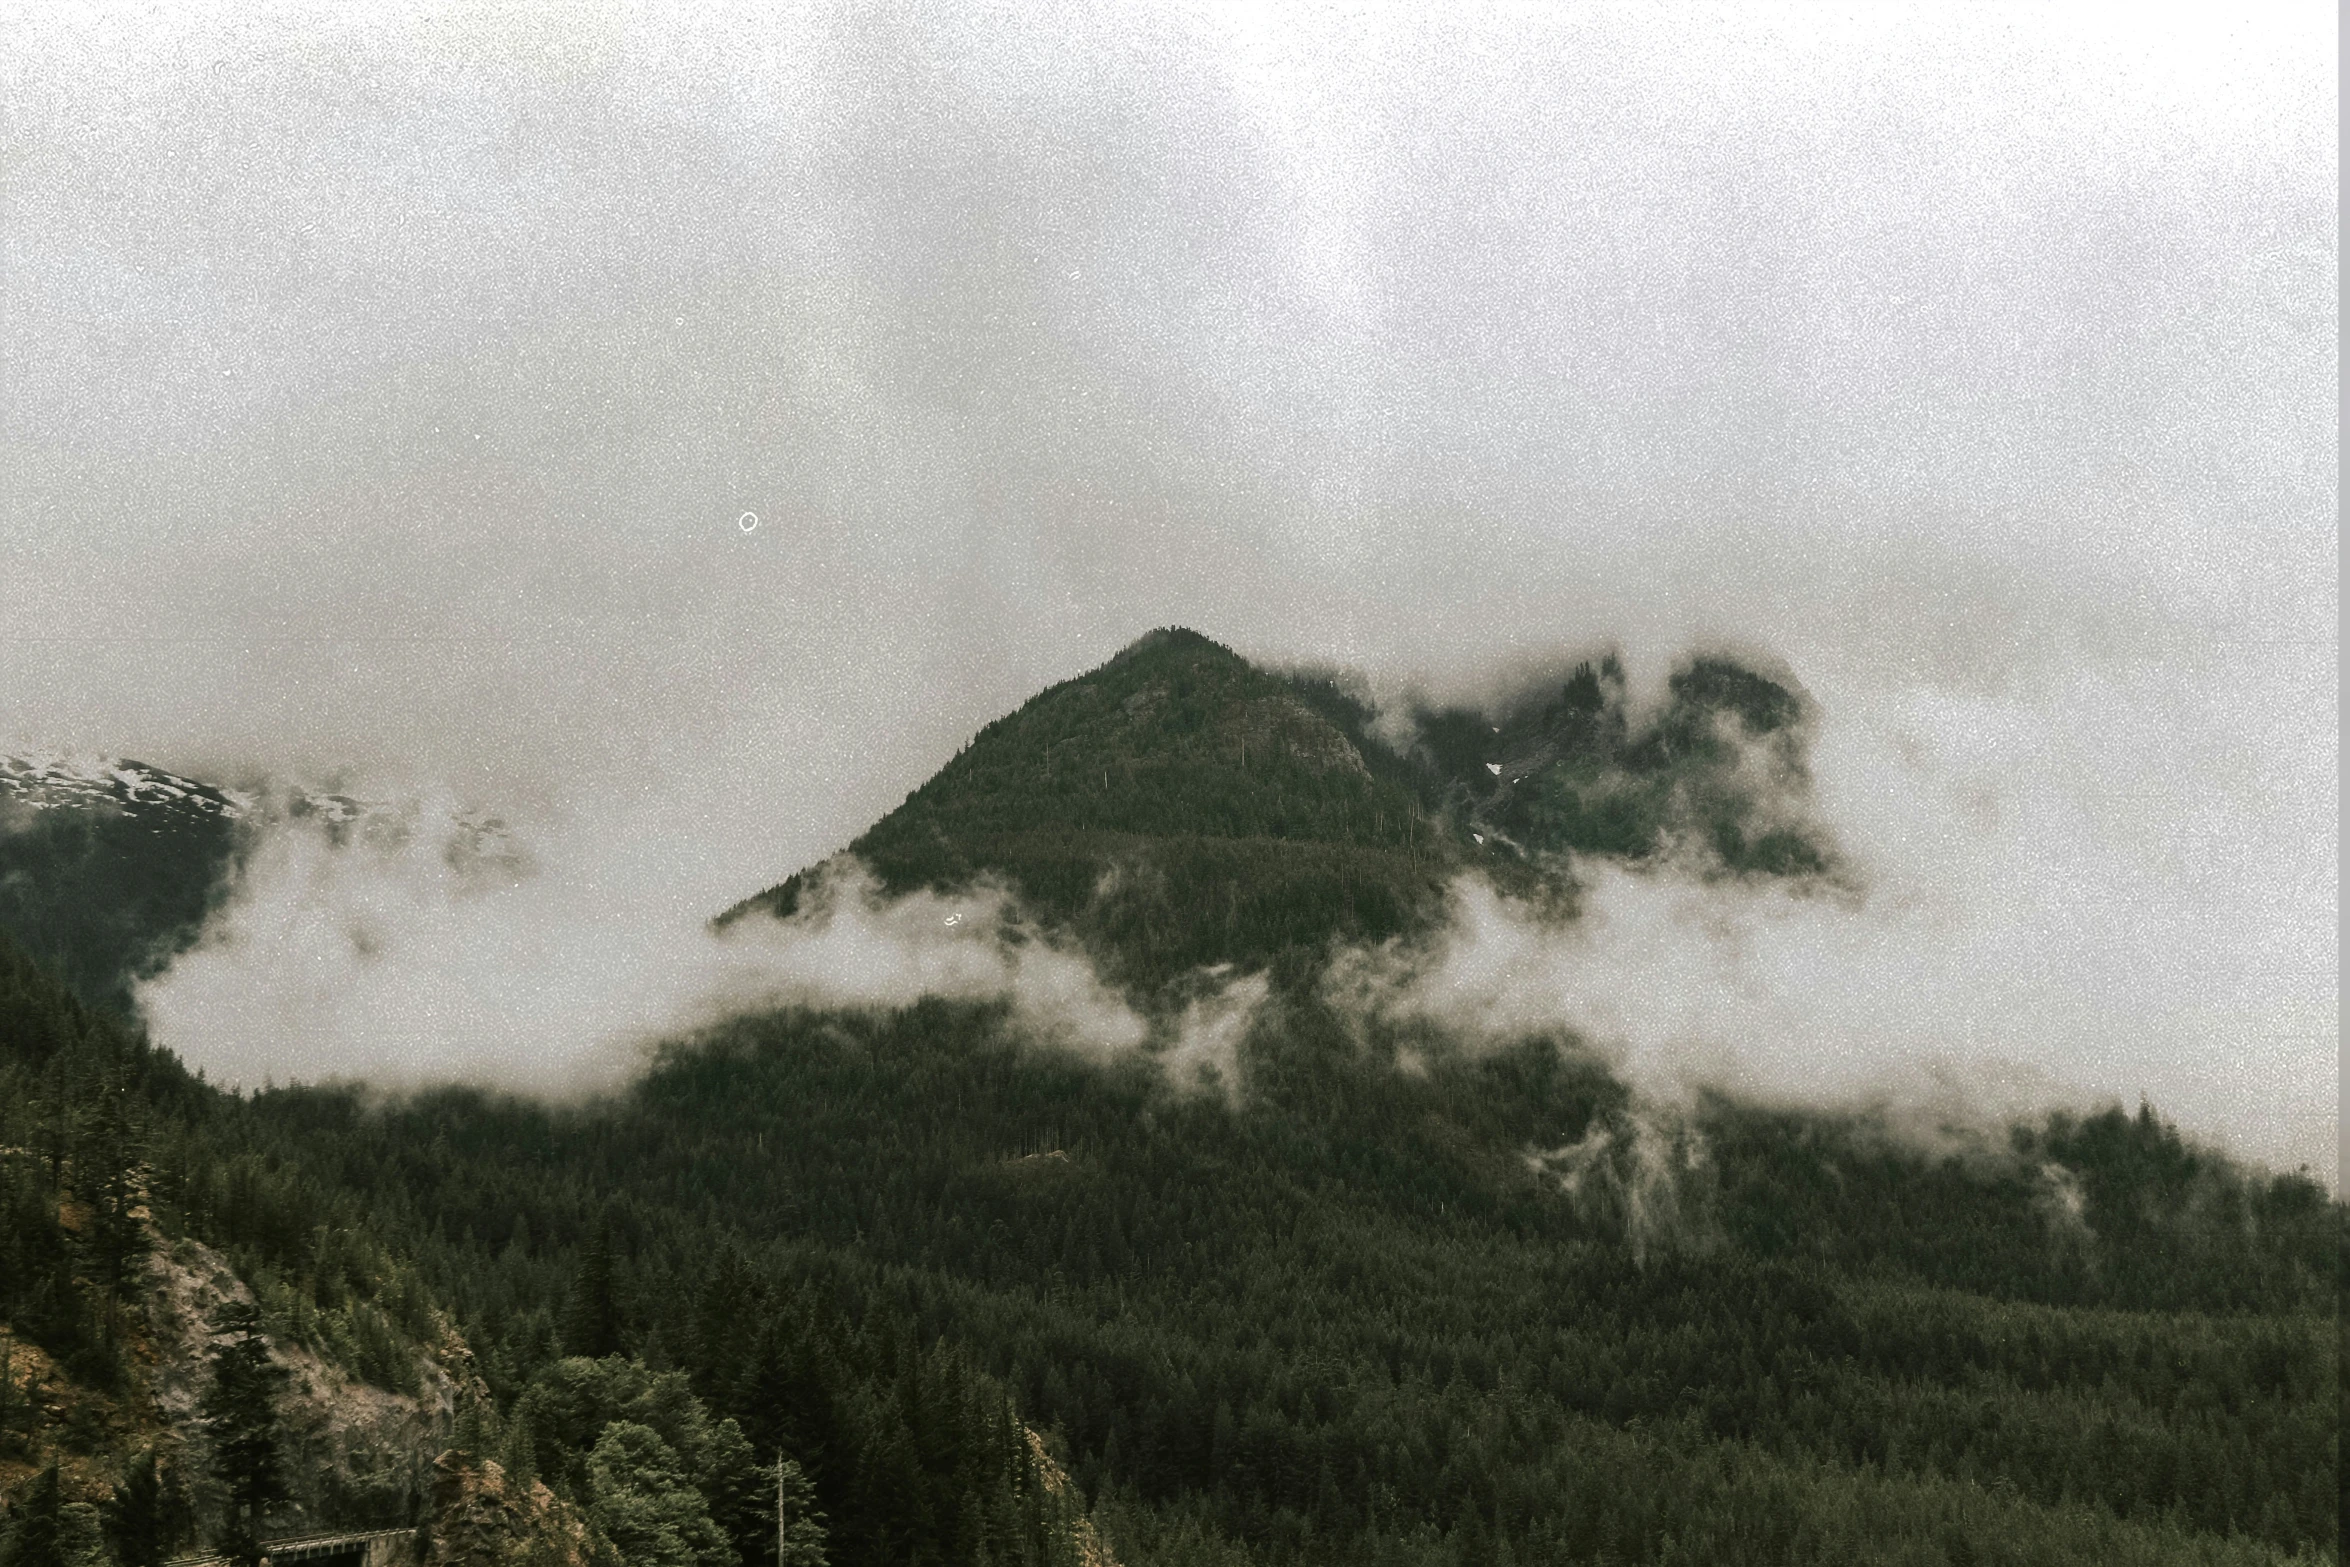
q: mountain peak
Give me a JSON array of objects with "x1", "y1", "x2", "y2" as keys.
[
  {"x1": 1101, "y1": 624, "x2": 1233, "y2": 666},
  {"x1": 722, "y1": 635, "x2": 1840, "y2": 998},
  {"x1": 725, "y1": 633, "x2": 1457, "y2": 992}
]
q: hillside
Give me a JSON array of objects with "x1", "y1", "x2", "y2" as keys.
[
  {"x1": 5, "y1": 634, "x2": 1840, "y2": 1018},
  {"x1": 5, "y1": 636, "x2": 2341, "y2": 1567},
  {"x1": 1385, "y1": 651, "x2": 1836, "y2": 877},
  {"x1": 724, "y1": 630, "x2": 1839, "y2": 998},
  {"x1": 217, "y1": 997, "x2": 2340, "y2": 1567},
  {"x1": 0, "y1": 932, "x2": 1109, "y2": 1566},
  {"x1": 723, "y1": 629, "x2": 1458, "y2": 997},
  {"x1": 0, "y1": 756, "x2": 247, "y2": 1016}
]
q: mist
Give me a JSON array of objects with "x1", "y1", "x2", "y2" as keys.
[
  {"x1": 1329, "y1": 646, "x2": 2338, "y2": 1179},
  {"x1": 137, "y1": 810, "x2": 1154, "y2": 1095},
  {"x1": 3, "y1": 6, "x2": 2334, "y2": 1177}
]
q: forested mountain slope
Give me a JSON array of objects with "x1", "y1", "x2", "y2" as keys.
[
  {"x1": 232, "y1": 997, "x2": 2340, "y2": 1566},
  {"x1": 724, "y1": 630, "x2": 1839, "y2": 1000},
  {"x1": 0, "y1": 756, "x2": 246, "y2": 1016},
  {"x1": 5, "y1": 633, "x2": 2340, "y2": 1566},
  {"x1": 0, "y1": 934, "x2": 1108, "y2": 1566},
  {"x1": 722, "y1": 629, "x2": 1457, "y2": 998}
]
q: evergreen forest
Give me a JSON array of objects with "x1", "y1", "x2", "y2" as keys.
[{"x1": 1, "y1": 631, "x2": 2339, "y2": 1566}]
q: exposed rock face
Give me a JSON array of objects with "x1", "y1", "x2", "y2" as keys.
[
  {"x1": 425, "y1": 1453, "x2": 594, "y2": 1567},
  {"x1": 143, "y1": 1235, "x2": 458, "y2": 1535},
  {"x1": 1223, "y1": 692, "x2": 1372, "y2": 780},
  {"x1": 1023, "y1": 1427, "x2": 1122, "y2": 1567}
]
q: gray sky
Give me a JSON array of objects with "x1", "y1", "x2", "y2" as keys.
[{"x1": 2, "y1": 3, "x2": 2336, "y2": 1178}]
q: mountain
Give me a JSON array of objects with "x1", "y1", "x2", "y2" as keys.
[
  {"x1": 0, "y1": 755, "x2": 248, "y2": 1014},
  {"x1": 725, "y1": 628, "x2": 1461, "y2": 997},
  {"x1": 6, "y1": 633, "x2": 1837, "y2": 1016},
  {"x1": 5, "y1": 638, "x2": 2339, "y2": 1567},
  {"x1": 0, "y1": 928, "x2": 1109, "y2": 1567},
  {"x1": 1396, "y1": 651, "x2": 1834, "y2": 877},
  {"x1": 724, "y1": 629, "x2": 1837, "y2": 998},
  {"x1": 0, "y1": 755, "x2": 522, "y2": 1016}
]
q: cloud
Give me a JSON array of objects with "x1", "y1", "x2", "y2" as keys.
[
  {"x1": 0, "y1": 4, "x2": 2327, "y2": 1174},
  {"x1": 709, "y1": 861, "x2": 1149, "y2": 1059},
  {"x1": 1159, "y1": 969, "x2": 1271, "y2": 1100},
  {"x1": 136, "y1": 803, "x2": 1148, "y2": 1096},
  {"x1": 1525, "y1": 1109, "x2": 1715, "y2": 1268},
  {"x1": 1324, "y1": 643, "x2": 2339, "y2": 1180}
]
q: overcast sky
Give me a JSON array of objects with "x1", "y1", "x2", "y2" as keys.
[{"x1": 2, "y1": 3, "x2": 2336, "y2": 1177}]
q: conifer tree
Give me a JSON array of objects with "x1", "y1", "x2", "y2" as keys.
[
  {"x1": 584, "y1": 1421, "x2": 735, "y2": 1567},
  {"x1": 699, "y1": 1417, "x2": 768, "y2": 1564},
  {"x1": 501, "y1": 1417, "x2": 541, "y2": 1489},
  {"x1": 0, "y1": 1465, "x2": 100, "y2": 1567},
  {"x1": 76, "y1": 1081, "x2": 146, "y2": 1313},
  {"x1": 0, "y1": 1339, "x2": 23, "y2": 1458},
  {"x1": 565, "y1": 1217, "x2": 624, "y2": 1360},
  {"x1": 200, "y1": 1301, "x2": 287, "y2": 1566},
  {"x1": 772, "y1": 1457, "x2": 828, "y2": 1567},
  {"x1": 102, "y1": 1447, "x2": 187, "y2": 1567},
  {"x1": 0, "y1": 1463, "x2": 65, "y2": 1567}
]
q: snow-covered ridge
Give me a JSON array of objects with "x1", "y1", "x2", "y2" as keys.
[
  {"x1": 2, "y1": 751, "x2": 523, "y2": 872},
  {"x1": 1, "y1": 751, "x2": 247, "y2": 820}
]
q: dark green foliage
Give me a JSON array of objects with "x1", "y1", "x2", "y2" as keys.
[
  {"x1": 101, "y1": 1447, "x2": 191, "y2": 1567},
  {"x1": 566, "y1": 1216, "x2": 626, "y2": 1360},
  {"x1": 76, "y1": 1081, "x2": 149, "y2": 1318},
  {"x1": 0, "y1": 930, "x2": 440, "y2": 1417},
  {"x1": 512, "y1": 1356, "x2": 721, "y2": 1506},
  {"x1": 2, "y1": 638, "x2": 2341, "y2": 1567},
  {"x1": 727, "y1": 631, "x2": 1461, "y2": 996},
  {"x1": 0, "y1": 925, "x2": 1084, "y2": 1566},
  {"x1": 0, "y1": 1464, "x2": 66, "y2": 1567},
  {"x1": 1704, "y1": 1099, "x2": 2337, "y2": 1312},
  {"x1": 202, "y1": 1298, "x2": 289, "y2": 1561},
  {"x1": 848, "y1": 631, "x2": 1430, "y2": 856},
  {"x1": 769, "y1": 1458, "x2": 828, "y2": 1567},
  {"x1": 0, "y1": 1341, "x2": 31, "y2": 1461},
  {"x1": 217, "y1": 992, "x2": 2340, "y2": 1566},
  {"x1": 728, "y1": 633, "x2": 1839, "y2": 1010},
  {"x1": 0, "y1": 936, "x2": 186, "y2": 1395},
  {"x1": 585, "y1": 1420, "x2": 736, "y2": 1567},
  {"x1": 702, "y1": 1419, "x2": 797, "y2": 1567},
  {"x1": 1561, "y1": 660, "x2": 1608, "y2": 718},
  {"x1": 1667, "y1": 655, "x2": 1806, "y2": 733},
  {"x1": 1416, "y1": 648, "x2": 1835, "y2": 878},
  {"x1": 0, "y1": 772, "x2": 242, "y2": 1016},
  {"x1": 489, "y1": 1343, "x2": 1064, "y2": 1567},
  {"x1": 2, "y1": 938, "x2": 2338, "y2": 1565}
]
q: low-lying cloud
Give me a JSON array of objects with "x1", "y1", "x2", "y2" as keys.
[
  {"x1": 4, "y1": 6, "x2": 2330, "y2": 1177},
  {"x1": 1326, "y1": 647, "x2": 2339, "y2": 1181},
  {"x1": 136, "y1": 802, "x2": 1164, "y2": 1095}
]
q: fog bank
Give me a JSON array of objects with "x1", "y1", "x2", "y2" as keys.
[{"x1": 4, "y1": 4, "x2": 2332, "y2": 1175}]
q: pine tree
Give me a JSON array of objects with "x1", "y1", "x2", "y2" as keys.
[
  {"x1": 102, "y1": 1447, "x2": 186, "y2": 1567},
  {"x1": 700, "y1": 1417, "x2": 768, "y2": 1565},
  {"x1": 200, "y1": 1300, "x2": 288, "y2": 1566},
  {"x1": 689, "y1": 1247, "x2": 754, "y2": 1402},
  {"x1": 564, "y1": 1216, "x2": 624, "y2": 1360},
  {"x1": 773, "y1": 1458, "x2": 828, "y2": 1567},
  {"x1": 584, "y1": 1421, "x2": 734, "y2": 1567},
  {"x1": 0, "y1": 1463, "x2": 66, "y2": 1567},
  {"x1": 0, "y1": 1338, "x2": 22, "y2": 1457},
  {"x1": 500, "y1": 1411, "x2": 540, "y2": 1490},
  {"x1": 76, "y1": 1081, "x2": 147, "y2": 1314}
]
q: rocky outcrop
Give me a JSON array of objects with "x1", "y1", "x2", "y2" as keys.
[
  {"x1": 143, "y1": 1236, "x2": 457, "y2": 1534},
  {"x1": 424, "y1": 1452, "x2": 594, "y2": 1567},
  {"x1": 1023, "y1": 1427, "x2": 1122, "y2": 1567}
]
